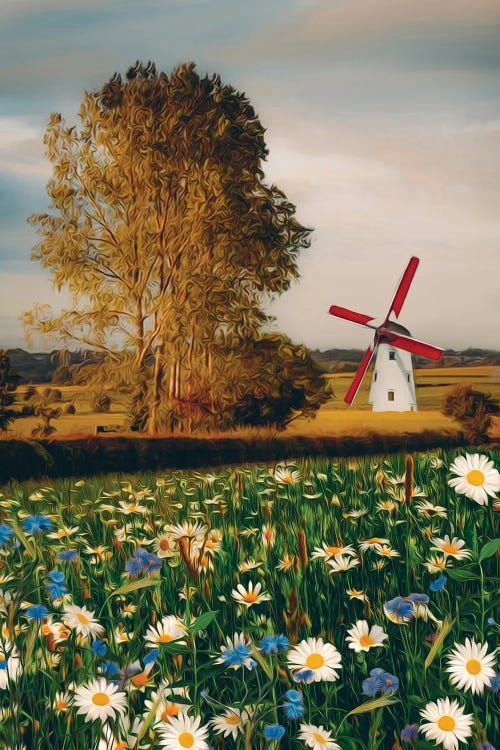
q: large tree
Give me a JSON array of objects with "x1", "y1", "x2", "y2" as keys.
[{"x1": 26, "y1": 61, "x2": 329, "y2": 432}]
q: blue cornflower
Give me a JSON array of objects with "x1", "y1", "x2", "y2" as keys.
[
  {"x1": 0, "y1": 524, "x2": 13, "y2": 545},
  {"x1": 430, "y1": 575, "x2": 447, "y2": 592},
  {"x1": 48, "y1": 570, "x2": 65, "y2": 583},
  {"x1": 22, "y1": 515, "x2": 53, "y2": 534},
  {"x1": 408, "y1": 593, "x2": 429, "y2": 605},
  {"x1": 362, "y1": 668, "x2": 399, "y2": 696},
  {"x1": 263, "y1": 724, "x2": 286, "y2": 741},
  {"x1": 100, "y1": 660, "x2": 119, "y2": 675},
  {"x1": 384, "y1": 596, "x2": 415, "y2": 623},
  {"x1": 220, "y1": 642, "x2": 252, "y2": 668},
  {"x1": 125, "y1": 557, "x2": 143, "y2": 576},
  {"x1": 57, "y1": 549, "x2": 78, "y2": 562},
  {"x1": 91, "y1": 638, "x2": 107, "y2": 657},
  {"x1": 138, "y1": 551, "x2": 162, "y2": 573},
  {"x1": 477, "y1": 743, "x2": 496, "y2": 750},
  {"x1": 26, "y1": 604, "x2": 49, "y2": 621},
  {"x1": 488, "y1": 674, "x2": 500, "y2": 693},
  {"x1": 487, "y1": 617, "x2": 496, "y2": 626},
  {"x1": 143, "y1": 648, "x2": 159, "y2": 665},
  {"x1": 283, "y1": 700, "x2": 304, "y2": 720},
  {"x1": 293, "y1": 668, "x2": 315, "y2": 684},
  {"x1": 48, "y1": 583, "x2": 67, "y2": 599},
  {"x1": 261, "y1": 634, "x2": 289, "y2": 655},
  {"x1": 401, "y1": 724, "x2": 419, "y2": 742},
  {"x1": 284, "y1": 689, "x2": 302, "y2": 703}
]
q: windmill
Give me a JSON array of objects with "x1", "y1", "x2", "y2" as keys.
[{"x1": 328, "y1": 257, "x2": 444, "y2": 411}]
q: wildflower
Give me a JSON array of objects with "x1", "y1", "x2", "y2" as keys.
[
  {"x1": 63, "y1": 604, "x2": 104, "y2": 639},
  {"x1": 376, "y1": 499, "x2": 398, "y2": 513},
  {"x1": 154, "y1": 531, "x2": 177, "y2": 559},
  {"x1": 261, "y1": 524, "x2": 276, "y2": 547},
  {"x1": 143, "y1": 648, "x2": 159, "y2": 665},
  {"x1": 293, "y1": 668, "x2": 315, "y2": 683},
  {"x1": 345, "y1": 620, "x2": 388, "y2": 652},
  {"x1": 375, "y1": 544, "x2": 400, "y2": 558},
  {"x1": 125, "y1": 557, "x2": 143, "y2": 576},
  {"x1": 489, "y1": 674, "x2": 500, "y2": 693},
  {"x1": 22, "y1": 515, "x2": 53, "y2": 534},
  {"x1": 83, "y1": 545, "x2": 113, "y2": 564},
  {"x1": 73, "y1": 677, "x2": 127, "y2": 723},
  {"x1": 117, "y1": 500, "x2": 147, "y2": 515},
  {"x1": 384, "y1": 597, "x2": 415, "y2": 624},
  {"x1": 238, "y1": 558, "x2": 264, "y2": 573},
  {"x1": 273, "y1": 466, "x2": 301, "y2": 484},
  {"x1": 327, "y1": 555, "x2": 360, "y2": 574},
  {"x1": 158, "y1": 714, "x2": 209, "y2": 750},
  {"x1": 264, "y1": 724, "x2": 286, "y2": 741},
  {"x1": 362, "y1": 668, "x2": 399, "y2": 696},
  {"x1": 276, "y1": 554, "x2": 298, "y2": 573},
  {"x1": 52, "y1": 691, "x2": 72, "y2": 715},
  {"x1": 144, "y1": 681, "x2": 191, "y2": 725},
  {"x1": 477, "y1": 743, "x2": 496, "y2": 750},
  {"x1": 347, "y1": 588, "x2": 368, "y2": 602},
  {"x1": 99, "y1": 660, "x2": 119, "y2": 676},
  {"x1": 260, "y1": 634, "x2": 289, "y2": 654},
  {"x1": 401, "y1": 724, "x2": 419, "y2": 742},
  {"x1": 298, "y1": 723, "x2": 341, "y2": 749},
  {"x1": 0, "y1": 643, "x2": 21, "y2": 688},
  {"x1": 415, "y1": 500, "x2": 447, "y2": 518},
  {"x1": 144, "y1": 615, "x2": 186, "y2": 647},
  {"x1": 430, "y1": 575, "x2": 447, "y2": 592},
  {"x1": 287, "y1": 637, "x2": 342, "y2": 682},
  {"x1": 26, "y1": 604, "x2": 49, "y2": 621},
  {"x1": 446, "y1": 638, "x2": 496, "y2": 695},
  {"x1": 57, "y1": 549, "x2": 78, "y2": 562},
  {"x1": 169, "y1": 521, "x2": 208, "y2": 542},
  {"x1": 91, "y1": 639, "x2": 107, "y2": 657},
  {"x1": 425, "y1": 555, "x2": 449, "y2": 574},
  {"x1": 311, "y1": 542, "x2": 357, "y2": 560},
  {"x1": 283, "y1": 689, "x2": 304, "y2": 719},
  {"x1": 448, "y1": 453, "x2": 500, "y2": 506},
  {"x1": 359, "y1": 537, "x2": 390, "y2": 552},
  {"x1": 0, "y1": 525, "x2": 13, "y2": 545},
  {"x1": 231, "y1": 581, "x2": 272, "y2": 608},
  {"x1": 431, "y1": 536, "x2": 471, "y2": 561},
  {"x1": 210, "y1": 708, "x2": 248, "y2": 740},
  {"x1": 217, "y1": 633, "x2": 255, "y2": 670},
  {"x1": 420, "y1": 697, "x2": 473, "y2": 750},
  {"x1": 47, "y1": 524, "x2": 80, "y2": 540}
]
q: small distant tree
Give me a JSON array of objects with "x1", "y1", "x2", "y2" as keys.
[
  {"x1": 441, "y1": 384, "x2": 500, "y2": 444},
  {"x1": 91, "y1": 392, "x2": 111, "y2": 413},
  {"x1": 25, "y1": 387, "x2": 63, "y2": 438},
  {"x1": 0, "y1": 350, "x2": 20, "y2": 431}
]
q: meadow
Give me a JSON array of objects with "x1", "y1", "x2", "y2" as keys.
[
  {"x1": 7, "y1": 366, "x2": 500, "y2": 440},
  {"x1": 0, "y1": 448, "x2": 498, "y2": 750}
]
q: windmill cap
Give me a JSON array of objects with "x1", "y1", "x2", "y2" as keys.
[{"x1": 383, "y1": 320, "x2": 411, "y2": 336}]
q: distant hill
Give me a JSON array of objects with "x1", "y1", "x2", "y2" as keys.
[{"x1": 4, "y1": 347, "x2": 500, "y2": 384}]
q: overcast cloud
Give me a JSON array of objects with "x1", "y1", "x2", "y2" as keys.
[{"x1": 0, "y1": 0, "x2": 499, "y2": 351}]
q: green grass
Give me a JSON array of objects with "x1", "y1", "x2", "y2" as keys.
[{"x1": 0, "y1": 449, "x2": 498, "y2": 749}]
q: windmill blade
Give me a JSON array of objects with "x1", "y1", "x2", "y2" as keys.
[
  {"x1": 344, "y1": 343, "x2": 377, "y2": 405},
  {"x1": 382, "y1": 331, "x2": 444, "y2": 360},
  {"x1": 329, "y1": 305, "x2": 376, "y2": 328},
  {"x1": 384, "y1": 256, "x2": 419, "y2": 321}
]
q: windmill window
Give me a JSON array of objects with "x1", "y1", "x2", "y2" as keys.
[
  {"x1": 407, "y1": 374, "x2": 410, "y2": 382},
  {"x1": 374, "y1": 372, "x2": 377, "y2": 381},
  {"x1": 389, "y1": 351, "x2": 396, "y2": 360},
  {"x1": 388, "y1": 391, "x2": 395, "y2": 401}
]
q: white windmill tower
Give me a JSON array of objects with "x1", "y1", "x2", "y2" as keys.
[{"x1": 328, "y1": 257, "x2": 444, "y2": 411}]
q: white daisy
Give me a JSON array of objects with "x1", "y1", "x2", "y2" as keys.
[
  {"x1": 446, "y1": 638, "x2": 496, "y2": 695},
  {"x1": 0, "y1": 642, "x2": 21, "y2": 688},
  {"x1": 375, "y1": 544, "x2": 400, "y2": 558},
  {"x1": 298, "y1": 723, "x2": 341, "y2": 750},
  {"x1": 63, "y1": 604, "x2": 104, "y2": 639},
  {"x1": 169, "y1": 521, "x2": 208, "y2": 542},
  {"x1": 430, "y1": 536, "x2": 471, "y2": 561},
  {"x1": 231, "y1": 581, "x2": 271, "y2": 608},
  {"x1": 73, "y1": 677, "x2": 127, "y2": 723},
  {"x1": 287, "y1": 637, "x2": 342, "y2": 682},
  {"x1": 448, "y1": 453, "x2": 500, "y2": 506},
  {"x1": 415, "y1": 500, "x2": 448, "y2": 519},
  {"x1": 273, "y1": 466, "x2": 302, "y2": 484},
  {"x1": 345, "y1": 620, "x2": 388, "y2": 652},
  {"x1": 210, "y1": 708, "x2": 249, "y2": 740},
  {"x1": 327, "y1": 555, "x2": 360, "y2": 574},
  {"x1": 420, "y1": 697, "x2": 473, "y2": 750},
  {"x1": 144, "y1": 681, "x2": 191, "y2": 726},
  {"x1": 144, "y1": 615, "x2": 186, "y2": 647},
  {"x1": 425, "y1": 555, "x2": 449, "y2": 574},
  {"x1": 311, "y1": 543, "x2": 357, "y2": 561},
  {"x1": 158, "y1": 713, "x2": 209, "y2": 750},
  {"x1": 359, "y1": 537, "x2": 390, "y2": 552}
]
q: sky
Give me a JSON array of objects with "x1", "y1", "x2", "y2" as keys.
[{"x1": 0, "y1": 0, "x2": 499, "y2": 352}]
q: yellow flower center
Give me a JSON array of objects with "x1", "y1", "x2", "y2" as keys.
[
  {"x1": 243, "y1": 592, "x2": 259, "y2": 603},
  {"x1": 326, "y1": 546, "x2": 342, "y2": 556},
  {"x1": 437, "y1": 715, "x2": 456, "y2": 732},
  {"x1": 442, "y1": 543, "x2": 459, "y2": 555},
  {"x1": 55, "y1": 700, "x2": 67, "y2": 711},
  {"x1": 313, "y1": 732, "x2": 327, "y2": 745},
  {"x1": 226, "y1": 714, "x2": 240, "y2": 725},
  {"x1": 92, "y1": 692, "x2": 110, "y2": 706},
  {"x1": 366, "y1": 538, "x2": 381, "y2": 545},
  {"x1": 465, "y1": 658, "x2": 482, "y2": 675},
  {"x1": 76, "y1": 613, "x2": 90, "y2": 625},
  {"x1": 466, "y1": 470, "x2": 485, "y2": 486},
  {"x1": 0, "y1": 655, "x2": 5, "y2": 663},
  {"x1": 306, "y1": 653, "x2": 325, "y2": 670},
  {"x1": 157, "y1": 633, "x2": 174, "y2": 643},
  {"x1": 159, "y1": 539, "x2": 170, "y2": 550},
  {"x1": 359, "y1": 635, "x2": 375, "y2": 647},
  {"x1": 178, "y1": 732, "x2": 195, "y2": 748}
]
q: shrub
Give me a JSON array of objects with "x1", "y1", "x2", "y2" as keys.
[
  {"x1": 91, "y1": 392, "x2": 111, "y2": 413},
  {"x1": 441, "y1": 384, "x2": 500, "y2": 444}
]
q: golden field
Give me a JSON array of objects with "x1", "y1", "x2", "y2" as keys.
[{"x1": 6, "y1": 365, "x2": 500, "y2": 439}]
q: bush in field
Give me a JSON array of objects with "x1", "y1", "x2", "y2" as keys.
[
  {"x1": 441, "y1": 384, "x2": 500, "y2": 444},
  {"x1": 24, "y1": 386, "x2": 63, "y2": 437},
  {"x1": 91, "y1": 392, "x2": 111, "y2": 413},
  {"x1": 0, "y1": 349, "x2": 20, "y2": 430},
  {"x1": 66, "y1": 402, "x2": 76, "y2": 415}
]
